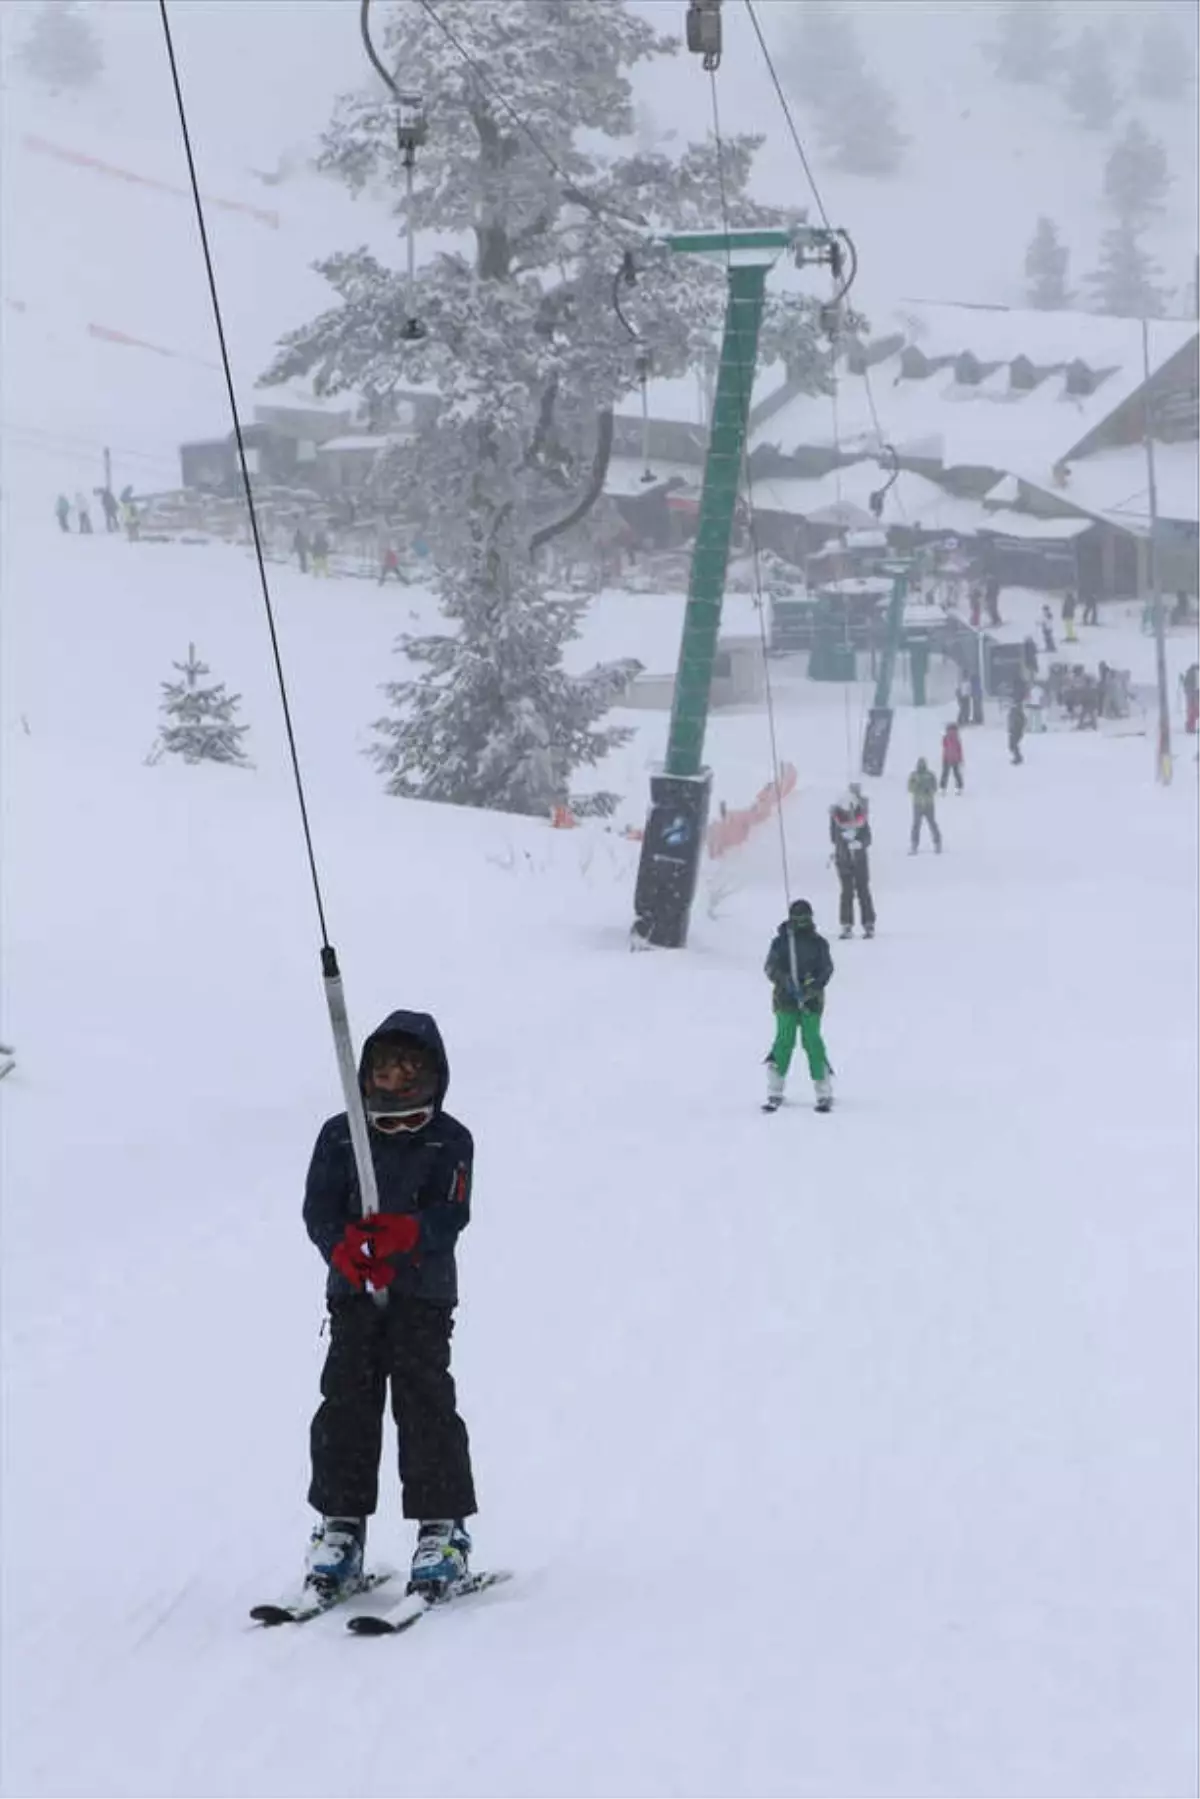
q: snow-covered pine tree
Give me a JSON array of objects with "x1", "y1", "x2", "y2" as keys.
[
  {"x1": 782, "y1": 2, "x2": 907, "y2": 176},
  {"x1": 154, "y1": 645, "x2": 252, "y2": 767},
  {"x1": 1063, "y1": 27, "x2": 1120, "y2": 130},
  {"x1": 1024, "y1": 217, "x2": 1072, "y2": 308},
  {"x1": 1103, "y1": 119, "x2": 1172, "y2": 219},
  {"x1": 19, "y1": 0, "x2": 102, "y2": 92},
  {"x1": 263, "y1": 0, "x2": 834, "y2": 820},
  {"x1": 1136, "y1": 10, "x2": 1195, "y2": 103},
  {"x1": 987, "y1": 0, "x2": 1061, "y2": 84},
  {"x1": 371, "y1": 535, "x2": 640, "y2": 815},
  {"x1": 1086, "y1": 217, "x2": 1170, "y2": 318}
]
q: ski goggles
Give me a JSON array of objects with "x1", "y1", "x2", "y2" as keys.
[{"x1": 368, "y1": 1104, "x2": 435, "y2": 1135}]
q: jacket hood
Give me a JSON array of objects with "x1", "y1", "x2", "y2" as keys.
[{"x1": 359, "y1": 1010, "x2": 450, "y2": 1111}]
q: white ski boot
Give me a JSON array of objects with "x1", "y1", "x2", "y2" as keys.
[
  {"x1": 814, "y1": 1074, "x2": 834, "y2": 1114},
  {"x1": 304, "y1": 1516, "x2": 365, "y2": 1599},
  {"x1": 763, "y1": 1063, "x2": 785, "y2": 1113},
  {"x1": 409, "y1": 1519, "x2": 471, "y2": 1597},
  {"x1": 838, "y1": 924, "x2": 854, "y2": 939}
]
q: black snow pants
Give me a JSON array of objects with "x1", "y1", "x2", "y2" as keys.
[
  {"x1": 309, "y1": 1294, "x2": 476, "y2": 1521},
  {"x1": 837, "y1": 853, "x2": 875, "y2": 930}
]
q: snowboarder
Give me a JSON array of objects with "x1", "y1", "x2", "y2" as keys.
[
  {"x1": 829, "y1": 788, "x2": 876, "y2": 939},
  {"x1": 73, "y1": 491, "x2": 93, "y2": 535},
  {"x1": 940, "y1": 722, "x2": 964, "y2": 791},
  {"x1": 763, "y1": 899, "x2": 834, "y2": 1113},
  {"x1": 908, "y1": 758, "x2": 942, "y2": 853},
  {"x1": 301, "y1": 1012, "x2": 477, "y2": 1602},
  {"x1": 1062, "y1": 590, "x2": 1078, "y2": 643},
  {"x1": 55, "y1": 494, "x2": 71, "y2": 533},
  {"x1": 98, "y1": 486, "x2": 120, "y2": 532},
  {"x1": 1008, "y1": 700, "x2": 1026, "y2": 765},
  {"x1": 311, "y1": 528, "x2": 330, "y2": 576},
  {"x1": 379, "y1": 544, "x2": 402, "y2": 585},
  {"x1": 292, "y1": 526, "x2": 310, "y2": 574},
  {"x1": 1081, "y1": 585, "x2": 1099, "y2": 627}
]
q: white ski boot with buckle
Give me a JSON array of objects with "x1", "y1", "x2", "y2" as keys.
[
  {"x1": 409, "y1": 1519, "x2": 471, "y2": 1597},
  {"x1": 304, "y1": 1516, "x2": 365, "y2": 1599}
]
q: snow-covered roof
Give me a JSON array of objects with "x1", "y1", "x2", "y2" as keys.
[
  {"x1": 566, "y1": 587, "x2": 766, "y2": 678},
  {"x1": 979, "y1": 510, "x2": 1095, "y2": 541},
  {"x1": 604, "y1": 455, "x2": 697, "y2": 500},
  {"x1": 751, "y1": 458, "x2": 989, "y2": 535},
  {"x1": 752, "y1": 303, "x2": 1197, "y2": 478},
  {"x1": 1020, "y1": 439, "x2": 1200, "y2": 529},
  {"x1": 615, "y1": 373, "x2": 711, "y2": 427},
  {"x1": 319, "y1": 434, "x2": 396, "y2": 453}
]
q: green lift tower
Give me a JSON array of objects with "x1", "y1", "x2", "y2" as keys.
[{"x1": 632, "y1": 226, "x2": 843, "y2": 948}]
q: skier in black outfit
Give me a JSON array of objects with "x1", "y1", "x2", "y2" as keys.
[
  {"x1": 830, "y1": 788, "x2": 875, "y2": 939},
  {"x1": 302, "y1": 1010, "x2": 477, "y2": 1602}
]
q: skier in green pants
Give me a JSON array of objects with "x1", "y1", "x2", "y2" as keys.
[{"x1": 763, "y1": 898, "x2": 834, "y2": 1113}]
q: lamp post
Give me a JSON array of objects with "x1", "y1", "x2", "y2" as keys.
[{"x1": 1141, "y1": 317, "x2": 1172, "y2": 786}]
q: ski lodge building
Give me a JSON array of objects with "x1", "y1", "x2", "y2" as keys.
[{"x1": 611, "y1": 300, "x2": 1199, "y2": 602}]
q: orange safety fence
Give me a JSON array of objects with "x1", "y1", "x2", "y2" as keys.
[
  {"x1": 706, "y1": 762, "x2": 797, "y2": 859},
  {"x1": 23, "y1": 134, "x2": 281, "y2": 229}
]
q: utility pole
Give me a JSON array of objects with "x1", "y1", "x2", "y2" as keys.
[{"x1": 1141, "y1": 317, "x2": 1172, "y2": 785}]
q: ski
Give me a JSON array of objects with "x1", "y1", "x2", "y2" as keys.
[
  {"x1": 250, "y1": 1569, "x2": 393, "y2": 1627},
  {"x1": 347, "y1": 1570, "x2": 512, "y2": 1636}
]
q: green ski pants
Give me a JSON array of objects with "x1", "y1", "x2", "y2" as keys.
[{"x1": 768, "y1": 1007, "x2": 828, "y2": 1081}]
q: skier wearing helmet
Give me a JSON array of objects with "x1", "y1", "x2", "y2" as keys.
[
  {"x1": 829, "y1": 787, "x2": 875, "y2": 939},
  {"x1": 299, "y1": 1010, "x2": 477, "y2": 1607},
  {"x1": 763, "y1": 899, "x2": 835, "y2": 1113}
]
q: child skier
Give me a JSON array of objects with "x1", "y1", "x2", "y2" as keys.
[
  {"x1": 763, "y1": 899, "x2": 834, "y2": 1113},
  {"x1": 301, "y1": 1010, "x2": 477, "y2": 1602}
]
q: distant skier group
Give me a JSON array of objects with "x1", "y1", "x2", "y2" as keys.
[{"x1": 55, "y1": 486, "x2": 139, "y2": 540}]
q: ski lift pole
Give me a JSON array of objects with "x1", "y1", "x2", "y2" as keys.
[{"x1": 320, "y1": 945, "x2": 387, "y2": 1308}]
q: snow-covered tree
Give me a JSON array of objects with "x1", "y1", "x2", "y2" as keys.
[
  {"x1": 1024, "y1": 216, "x2": 1072, "y2": 308},
  {"x1": 370, "y1": 541, "x2": 640, "y2": 816},
  {"x1": 19, "y1": 1, "x2": 102, "y2": 91},
  {"x1": 1103, "y1": 119, "x2": 1172, "y2": 219},
  {"x1": 782, "y1": 2, "x2": 907, "y2": 176},
  {"x1": 264, "y1": 0, "x2": 836, "y2": 818},
  {"x1": 153, "y1": 645, "x2": 251, "y2": 767},
  {"x1": 1063, "y1": 27, "x2": 1120, "y2": 130},
  {"x1": 1136, "y1": 11, "x2": 1195, "y2": 103},
  {"x1": 1086, "y1": 217, "x2": 1169, "y2": 318},
  {"x1": 987, "y1": 1, "x2": 1061, "y2": 84}
]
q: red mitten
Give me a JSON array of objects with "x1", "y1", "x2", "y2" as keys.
[
  {"x1": 361, "y1": 1212, "x2": 420, "y2": 1259},
  {"x1": 331, "y1": 1222, "x2": 398, "y2": 1290}
]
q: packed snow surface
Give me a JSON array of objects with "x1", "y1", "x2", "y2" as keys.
[
  {"x1": 2, "y1": 5, "x2": 1198, "y2": 1792},
  {"x1": 1, "y1": 520, "x2": 1197, "y2": 1799}
]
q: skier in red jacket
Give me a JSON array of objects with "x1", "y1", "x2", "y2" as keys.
[{"x1": 940, "y1": 722, "x2": 964, "y2": 792}]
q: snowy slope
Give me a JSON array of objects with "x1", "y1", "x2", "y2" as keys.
[
  {"x1": 2, "y1": 9, "x2": 1199, "y2": 1796},
  {"x1": 2, "y1": 520, "x2": 1198, "y2": 1799}
]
